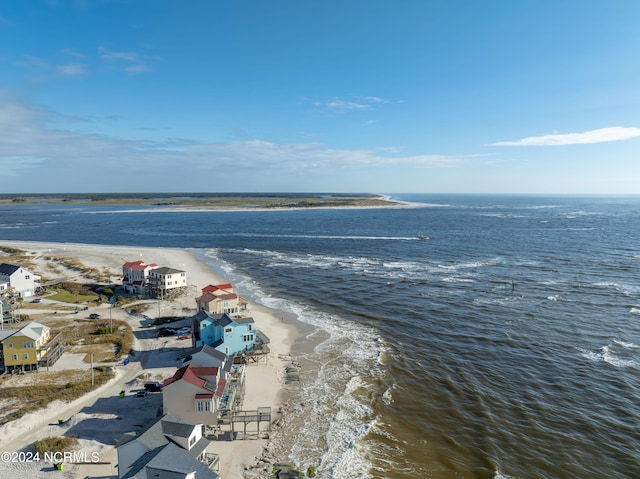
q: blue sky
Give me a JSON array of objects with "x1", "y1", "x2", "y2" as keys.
[{"x1": 1, "y1": 1, "x2": 639, "y2": 194}]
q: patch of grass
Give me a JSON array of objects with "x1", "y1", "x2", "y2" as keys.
[
  {"x1": 47, "y1": 291, "x2": 98, "y2": 303},
  {"x1": 0, "y1": 369, "x2": 114, "y2": 425},
  {"x1": 44, "y1": 256, "x2": 112, "y2": 282},
  {"x1": 50, "y1": 317, "x2": 134, "y2": 362},
  {"x1": 34, "y1": 436, "x2": 79, "y2": 455},
  {"x1": 0, "y1": 245, "x2": 36, "y2": 270}
]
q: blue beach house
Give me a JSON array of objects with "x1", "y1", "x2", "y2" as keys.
[{"x1": 191, "y1": 311, "x2": 256, "y2": 356}]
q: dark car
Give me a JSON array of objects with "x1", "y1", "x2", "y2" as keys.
[
  {"x1": 136, "y1": 390, "x2": 148, "y2": 397},
  {"x1": 89, "y1": 313, "x2": 100, "y2": 319},
  {"x1": 157, "y1": 328, "x2": 175, "y2": 337},
  {"x1": 144, "y1": 382, "x2": 163, "y2": 392}
]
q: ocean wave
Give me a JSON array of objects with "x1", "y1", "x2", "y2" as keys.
[
  {"x1": 580, "y1": 345, "x2": 638, "y2": 369},
  {"x1": 201, "y1": 247, "x2": 387, "y2": 478},
  {"x1": 442, "y1": 277, "x2": 475, "y2": 283}
]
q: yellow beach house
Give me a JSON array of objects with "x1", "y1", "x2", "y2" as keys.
[{"x1": 0, "y1": 321, "x2": 64, "y2": 372}]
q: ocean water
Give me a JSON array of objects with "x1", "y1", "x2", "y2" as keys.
[{"x1": 1, "y1": 194, "x2": 640, "y2": 478}]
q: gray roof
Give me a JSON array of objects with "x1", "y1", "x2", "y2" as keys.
[
  {"x1": 0, "y1": 263, "x2": 20, "y2": 276},
  {"x1": 123, "y1": 443, "x2": 218, "y2": 479},
  {"x1": 116, "y1": 414, "x2": 197, "y2": 450},
  {"x1": 234, "y1": 316, "x2": 255, "y2": 325},
  {"x1": 0, "y1": 321, "x2": 49, "y2": 342},
  {"x1": 161, "y1": 419, "x2": 196, "y2": 438},
  {"x1": 191, "y1": 310, "x2": 210, "y2": 323},
  {"x1": 200, "y1": 344, "x2": 227, "y2": 361},
  {"x1": 151, "y1": 266, "x2": 185, "y2": 275}
]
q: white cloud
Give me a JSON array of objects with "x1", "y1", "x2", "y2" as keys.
[
  {"x1": 315, "y1": 95, "x2": 401, "y2": 113},
  {"x1": 489, "y1": 127, "x2": 640, "y2": 146},
  {"x1": 57, "y1": 63, "x2": 87, "y2": 76},
  {"x1": 124, "y1": 63, "x2": 153, "y2": 74},
  {"x1": 99, "y1": 49, "x2": 138, "y2": 61},
  {"x1": 0, "y1": 95, "x2": 466, "y2": 185}
]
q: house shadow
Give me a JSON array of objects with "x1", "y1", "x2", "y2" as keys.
[
  {"x1": 64, "y1": 395, "x2": 163, "y2": 445},
  {"x1": 133, "y1": 329, "x2": 158, "y2": 341}
]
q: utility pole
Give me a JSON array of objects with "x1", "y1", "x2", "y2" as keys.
[
  {"x1": 109, "y1": 304, "x2": 113, "y2": 333},
  {"x1": 90, "y1": 353, "x2": 94, "y2": 385}
]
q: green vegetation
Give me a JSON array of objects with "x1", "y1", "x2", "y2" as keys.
[
  {"x1": 47, "y1": 282, "x2": 99, "y2": 303},
  {"x1": 0, "y1": 245, "x2": 36, "y2": 270},
  {"x1": 0, "y1": 369, "x2": 114, "y2": 425},
  {"x1": 43, "y1": 257, "x2": 112, "y2": 283},
  {"x1": 34, "y1": 436, "x2": 79, "y2": 455},
  {"x1": 49, "y1": 317, "x2": 134, "y2": 362},
  {"x1": 1, "y1": 193, "x2": 398, "y2": 209}
]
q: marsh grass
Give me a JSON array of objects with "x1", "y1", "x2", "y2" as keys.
[
  {"x1": 34, "y1": 436, "x2": 79, "y2": 455},
  {"x1": 0, "y1": 368, "x2": 114, "y2": 425},
  {"x1": 50, "y1": 318, "x2": 134, "y2": 362}
]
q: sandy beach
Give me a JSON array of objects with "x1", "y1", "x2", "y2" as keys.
[{"x1": 0, "y1": 240, "x2": 298, "y2": 479}]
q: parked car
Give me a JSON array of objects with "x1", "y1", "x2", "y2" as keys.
[
  {"x1": 144, "y1": 382, "x2": 163, "y2": 392},
  {"x1": 157, "y1": 328, "x2": 175, "y2": 337},
  {"x1": 136, "y1": 390, "x2": 148, "y2": 397},
  {"x1": 89, "y1": 313, "x2": 100, "y2": 319},
  {"x1": 175, "y1": 327, "x2": 191, "y2": 335}
]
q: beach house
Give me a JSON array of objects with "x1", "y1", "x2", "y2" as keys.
[
  {"x1": 196, "y1": 283, "x2": 248, "y2": 316},
  {"x1": 0, "y1": 263, "x2": 37, "y2": 298},
  {"x1": 182, "y1": 344, "x2": 233, "y2": 378},
  {"x1": 0, "y1": 321, "x2": 65, "y2": 371},
  {"x1": 148, "y1": 266, "x2": 188, "y2": 298},
  {"x1": 116, "y1": 413, "x2": 218, "y2": 479},
  {"x1": 191, "y1": 311, "x2": 256, "y2": 355},
  {"x1": 122, "y1": 260, "x2": 158, "y2": 295},
  {"x1": 162, "y1": 365, "x2": 227, "y2": 426}
]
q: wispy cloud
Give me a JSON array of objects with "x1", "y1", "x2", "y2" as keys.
[
  {"x1": 99, "y1": 47, "x2": 154, "y2": 73},
  {"x1": 489, "y1": 127, "x2": 640, "y2": 146},
  {"x1": 313, "y1": 96, "x2": 401, "y2": 113},
  {"x1": 61, "y1": 48, "x2": 86, "y2": 59},
  {"x1": 14, "y1": 54, "x2": 88, "y2": 79},
  {"x1": 0, "y1": 95, "x2": 465, "y2": 187},
  {"x1": 99, "y1": 49, "x2": 138, "y2": 61},
  {"x1": 57, "y1": 63, "x2": 87, "y2": 76}
]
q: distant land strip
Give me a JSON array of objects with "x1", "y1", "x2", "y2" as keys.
[{"x1": 0, "y1": 193, "x2": 401, "y2": 209}]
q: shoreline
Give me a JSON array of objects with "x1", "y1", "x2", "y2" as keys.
[{"x1": 0, "y1": 240, "x2": 302, "y2": 479}]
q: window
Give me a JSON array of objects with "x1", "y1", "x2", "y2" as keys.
[
  {"x1": 23, "y1": 353, "x2": 29, "y2": 359},
  {"x1": 25, "y1": 275, "x2": 30, "y2": 279},
  {"x1": 189, "y1": 435, "x2": 196, "y2": 448},
  {"x1": 224, "y1": 327, "x2": 232, "y2": 333},
  {"x1": 7, "y1": 343, "x2": 13, "y2": 348},
  {"x1": 248, "y1": 325, "x2": 253, "y2": 331},
  {"x1": 23, "y1": 342, "x2": 34, "y2": 348},
  {"x1": 12, "y1": 354, "x2": 17, "y2": 361},
  {"x1": 195, "y1": 400, "x2": 212, "y2": 412},
  {"x1": 243, "y1": 334, "x2": 254, "y2": 342}
]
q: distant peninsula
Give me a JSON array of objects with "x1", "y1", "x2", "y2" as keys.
[{"x1": 1, "y1": 193, "x2": 401, "y2": 210}]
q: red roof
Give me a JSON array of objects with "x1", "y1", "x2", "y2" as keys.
[
  {"x1": 202, "y1": 283, "x2": 234, "y2": 294},
  {"x1": 195, "y1": 393, "x2": 214, "y2": 399},
  {"x1": 196, "y1": 292, "x2": 217, "y2": 303},
  {"x1": 123, "y1": 260, "x2": 158, "y2": 270},
  {"x1": 163, "y1": 365, "x2": 223, "y2": 396}
]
